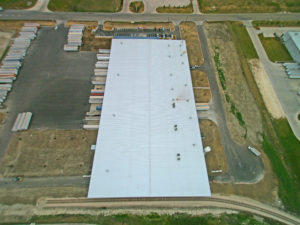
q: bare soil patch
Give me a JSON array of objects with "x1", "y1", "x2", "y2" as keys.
[
  {"x1": 200, "y1": 120, "x2": 227, "y2": 175},
  {"x1": 180, "y1": 22, "x2": 204, "y2": 65},
  {"x1": 204, "y1": 23, "x2": 262, "y2": 146},
  {"x1": 0, "y1": 130, "x2": 97, "y2": 177},
  {"x1": 0, "y1": 21, "x2": 55, "y2": 34},
  {"x1": 0, "y1": 187, "x2": 87, "y2": 205},
  {"x1": 0, "y1": 112, "x2": 5, "y2": 124},
  {"x1": 194, "y1": 88, "x2": 211, "y2": 103},
  {"x1": 65, "y1": 21, "x2": 98, "y2": 27},
  {"x1": 211, "y1": 152, "x2": 278, "y2": 205},
  {"x1": 191, "y1": 70, "x2": 209, "y2": 87},
  {"x1": 248, "y1": 59, "x2": 284, "y2": 119},
  {"x1": 103, "y1": 21, "x2": 175, "y2": 31}
]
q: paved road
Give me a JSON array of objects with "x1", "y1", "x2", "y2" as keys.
[
  {"x1": 197, "y1": 25, "x2": 264, "y2": 183},
  {"x1": 1, "y1": 10, "x2": 300, "y2": 23},
  {"x1": 192, "y1": 0, "x2": 201, "y2": 14},
  {"x1": 120, "y1": 0, "x2": 131, "y2": 14},
  {"x1": 26, "y1": 0, "x2": 50, "y2": 12},
  {"x1": 244, "y1": 21, "x2": 300, "y2": 140}
]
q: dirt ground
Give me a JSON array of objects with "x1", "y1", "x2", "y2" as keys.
[
  {"x1": 0, "y1": 21, "x2": 55, "y2": 34},
  {"x1": 0, "y1": 187, "x2": 87, "y2": 222},
  {"x1": 0, "y1": 130, "x2": 97, "y2": 177},
  {"x1": 204, "y1": 23, "x2": 262, "y2": 146},
  {"x1": 248, "y1": 59, "x2": 284, "y2": 119},
  {"x1": 200, "y1": 119, "x2": 227, "y2": 175},
  {"x1": 0, "y1": 112, "x2": 5, "y2": 124},
  {"x1": 0, "y1": 31, "x2": 13, "y2": 58},
  {"x1": 103, "y1": 21, "x2": 175, "y2": 31},
  {"x1": 180, "y1": 22, "x2": 204, "y2": 66},
  {"x1": 193, "y1": 88, "x2": 211, "y2": 103},
  {"x1": 191, "y1": 70, "x2": 209, "y2": 87},
  {"x1": 0, "y1": 187, "x2": 87, "y2": 205},
  {"x1": 82, "y1": 32, "x2": 112, "y2": 52},
  {"x1": 211, "y1": 152, "x2": 278, "y2": 205},
  {"x1": 65, "y1": 21, "x2": 98, "y2": 28}
]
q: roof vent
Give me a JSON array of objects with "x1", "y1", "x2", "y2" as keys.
[{"x1": 174, "y1": 124, "x2": 178, "y2": 131}]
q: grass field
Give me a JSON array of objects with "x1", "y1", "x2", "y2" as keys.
[
  {"x1": 129, "y1": 1, "x2": 144, "y2": 13},
  {"x1": 48, "y1": 0, "x2": 123, "y2": 12},
  {"x1": 28, "y1": 213, "x2": 278, "y2": 225},
  {"x1": 258, "y1": 34, "x2": 292, "y2": 62},
  {"x1": 0, "y1": 0, "x2": 37, "y2": 9},
  {"x1": 156, "y1": 2, "x2": 193, "y2": 13},
  {"x1": 198, "y1": 0, "x2": 300, "y2": 13},
  {"x1": 252, "y1": 20, "x2": 300, "y2": 29},
  {"x1": 227, "y1": 22, "x2": 258, "y2": 59},
  {"x1": 227, "y1": 21, "x2": 300, "y2": 213}
]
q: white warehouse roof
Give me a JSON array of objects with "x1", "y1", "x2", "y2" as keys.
[{"x1": 88, "y1": 39, "x2": 211, "y2": 198}]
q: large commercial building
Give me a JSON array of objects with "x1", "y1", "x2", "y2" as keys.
[
  {"x1": 88, "y1": 39, "x2": 211, "y2": 198},
  {"x1": 282, "y1": 31, "x2": 300, "y2": 63}
]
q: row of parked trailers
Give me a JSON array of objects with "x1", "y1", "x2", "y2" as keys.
[
  {"x1": 283, "y1": 63, "x2": 300, "y2": 79},
  {"x1": 0, "y1": 23, "x2": 40, "y2": 106},
  {"x1": 64, "y1": 24, "x2": 85, "y2": 52},
  {"x1": 83, "y1": 49, "x2": 110, "y2": 130}
]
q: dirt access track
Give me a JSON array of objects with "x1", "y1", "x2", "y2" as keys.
[
  {"x1": 38, "y1": 194, "x2": 300, "y2": 225},
  {"x1": 248, "y1": 59, "x2": 284, "y2": 119},
  {"x1": 0, "y1": 130, "x2": 97, "y2": 177}
]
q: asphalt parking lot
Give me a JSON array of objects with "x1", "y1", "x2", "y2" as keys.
[{"x1": 6, "y1": 24, "x2": 96, "y2": 129}]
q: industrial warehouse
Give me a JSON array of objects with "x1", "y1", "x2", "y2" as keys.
[
  {"x1": 88, "y1": 39, "x2": 211, "y2": 198},
  {"x1": 282, "y1": 31, "x2": 300, "y2": 78}
]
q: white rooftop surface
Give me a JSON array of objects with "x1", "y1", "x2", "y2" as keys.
[{"x1": 88, "y1": 39, "x2": 211, "y2": 198}]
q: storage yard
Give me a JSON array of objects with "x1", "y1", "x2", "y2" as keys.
[{"x1": 0, "y1": 23, "x2": 40, "y2": 107}]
